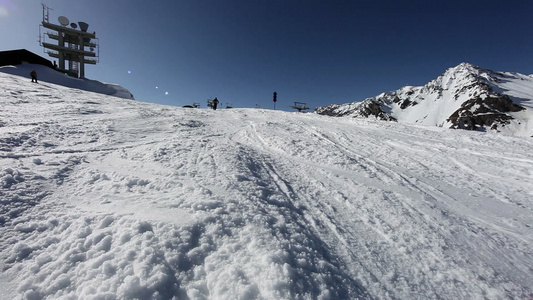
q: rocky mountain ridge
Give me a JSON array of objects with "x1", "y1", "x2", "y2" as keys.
[{"x1": 315, "y1": 63, "x2": 533, "y2": 136}]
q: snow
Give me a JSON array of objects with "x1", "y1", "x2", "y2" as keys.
[
  {"x1": 1, "y1": 70, "x2": 532, "y2": 299},
  {"x1": 0, "y1": 64, "x2": 134, "y2": 100},
  {"x1": 318, "y1": 63, "x2": 533, "y2": 137},
  {"x1": 388, "y1": 64, "x2": 495, "y2": 127},
  {"x1": 493, "y1": 71, "x2": 533, "y2": 109}
]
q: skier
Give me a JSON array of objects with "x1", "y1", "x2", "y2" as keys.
[
  {"x1": 213, "y1": 97, "x2": 219, "y2": 110},
  {"x1": 30, "y1": 70, "x2": 38, "y2": 83}
]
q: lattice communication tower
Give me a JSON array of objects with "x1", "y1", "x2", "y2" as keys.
[{"x1": 39, "y1": 4, "x2": 99, "y2": 78}]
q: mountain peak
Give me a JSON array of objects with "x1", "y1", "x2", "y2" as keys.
[
  {"x1": 452, "y1": 62, "x2": 479, "y2": 71},
  {"x1": 441, "y1": 63, "x2": 484, "y2": 81},
  {"x1": 315, "y1": 64, "x2": 532, "y2": 136}
]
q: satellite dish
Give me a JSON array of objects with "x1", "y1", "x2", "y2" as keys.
[
  {"x1": 78, "y1": 22, "x2": 89, "y2": 32},
  {"x1": 58, "y1": 16, "x2": 69, "y2": 26},
  {"x1": 70, "y1": 23, "x2": 78, "y2": 29}
]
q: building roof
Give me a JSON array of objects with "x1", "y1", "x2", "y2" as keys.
[{"x1": 0, "y1": 49, "x2": 54, "y2": 68}]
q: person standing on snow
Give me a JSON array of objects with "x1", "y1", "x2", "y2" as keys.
[
  {"x1": 30, "y1": 70, "x2": 38, "y2": 83},
  {"x1": 213, "y1": 97, "x2": 219, "y2": 110}
]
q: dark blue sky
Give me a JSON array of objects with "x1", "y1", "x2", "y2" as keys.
[{"x1": 1, "y1": 0, "x2": 532, "y2": 110}]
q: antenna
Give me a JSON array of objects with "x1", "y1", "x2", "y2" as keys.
[
  {"x1": 58, "y1": 16, "x2": 69, "y2": 26},
  {"x1": 42, "y1": 4, "x2": 52, "y2": 23},
  {"x1": 70, "y1": 23, "x2": 78, "y2": 29},
  {"x1": 78, "y1": 22, "x2": 89, "y2": 32}
]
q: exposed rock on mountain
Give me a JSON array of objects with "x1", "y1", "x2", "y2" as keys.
[
  {"x1": 448, "y1": 94, "x2": 524, "y2": 130},
  {"x1": 315, "y1": 63, "x2": 533, "y2": 136}
]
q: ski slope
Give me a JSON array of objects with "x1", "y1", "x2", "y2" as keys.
[
  {"x1": 0, "y1": 64, "x2": 134, "y2": 100},
  {"x1": 0, "y1": 71, "x2": 532, "y2": 299}
]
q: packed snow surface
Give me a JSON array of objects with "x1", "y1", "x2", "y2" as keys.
[
  {"x1": 0, "y1": 64, "x2": 134, "y2": 100},
  {"x1": 1, "y1": 71, "x2": 532, "y2": 299}
]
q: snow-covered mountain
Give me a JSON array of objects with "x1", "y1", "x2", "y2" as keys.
[
  {"x1": 316, "y1": 63, "x2": 533, "y2": 137},
  {"x1": 1, "y1": 71, "x2": 532, "y2": 299}
]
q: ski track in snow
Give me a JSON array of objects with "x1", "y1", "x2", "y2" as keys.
[{"x1": 1, "y1": 72, "x2": 532, "y2": 299}]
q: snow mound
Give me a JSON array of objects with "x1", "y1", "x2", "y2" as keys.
[
  {"x1": 0, "y1": 64, "x2": 134, "y2": 100},
  {"x1": 0, "y1": 72, "x2": 532, "y2": 299}
]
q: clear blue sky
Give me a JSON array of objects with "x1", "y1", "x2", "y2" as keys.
[{"x1": 1, "y1": 0, "x2": 532, "y2": 110}]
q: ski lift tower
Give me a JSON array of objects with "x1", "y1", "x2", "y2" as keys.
[{"x1": 39, "y1": 4, "x2": 99, "y2": 78}]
